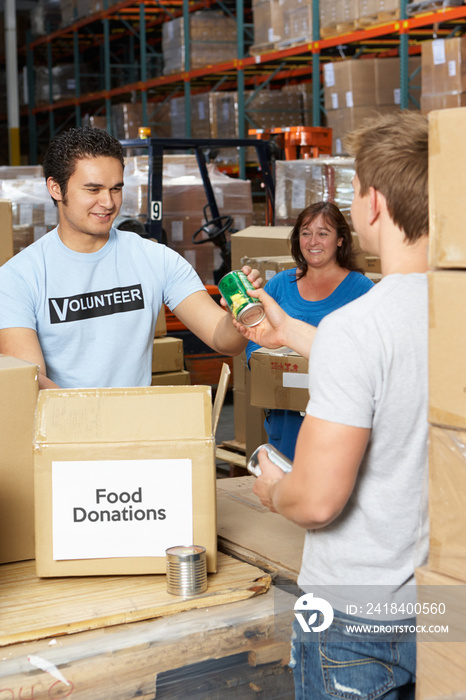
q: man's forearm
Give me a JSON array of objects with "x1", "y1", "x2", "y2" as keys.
[{"x1": 280, "y1": 317, "x2": 317, "y2": 360}]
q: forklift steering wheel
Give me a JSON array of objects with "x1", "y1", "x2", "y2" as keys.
[{"x1": 192, "y1": 215, "x2": 234, "y2": 245}]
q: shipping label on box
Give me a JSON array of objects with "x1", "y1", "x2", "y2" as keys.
[
  {"x1": 250, "y1": 347, "x2": 309, "y2": 412},
  {"x1": 34, "y1": 386, "x2": 217, "y2": 577}
]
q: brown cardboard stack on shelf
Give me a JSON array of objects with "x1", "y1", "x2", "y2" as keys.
[
  {"x1": 250, "y1": 0, "x2": 284, "y2": 51},
  {"x1": 415, "y1": 106, "x2": 466, "y2": 700},
  {"x1": 230, "y1": 227, "x2": 293, "y2": 458},
  {"x1": 121, "y1": 155, "x2": 253, "y2": 285},
  {"x1": 246, "y1": 88, "x2": 304, "y2": 130},
  {"x1": 274, "y1": 156, "x2": 355, "y2": 228},
  {"x1": 320, "y1": 0, "x2": 402, "y2": 36},
  {"x1": 170, "y1": 92, "x2": 239, "y2": 165},
  {"x1": 162, "y1": 10, "x2": 237, "y2": 76},
  {"x1": 277, "y1": 0, "x2": 313, "y2": 50},
  {"x1": 34, "y1": 64, "x2": 98, "y2": 105},
  {"x1": 324, "y1": 57, "x2": 420, "y2": 154},
  {"x1": 111, "y1": 101, "x2": 172, "y2": 140},
  {"x1": 0, "y1": 167, "x2": 57, "y2": 255},
  {"x1": 282, "y1": 82, "x2": 314, "y2": 126},
  {"x1": 421, "y1": 36, "x2": 466, "y2": 114}
]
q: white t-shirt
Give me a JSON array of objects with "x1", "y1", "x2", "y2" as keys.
[
  {"x1": 300, "y1": 274, "x2": 429, "y2": 617},
  {"x1": 0, "y1": 227, "x2": 205, "y2": 388}
]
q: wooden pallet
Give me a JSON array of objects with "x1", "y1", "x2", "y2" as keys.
[{"x1": 216, "y1": 439, "x2": 248, "y2": 477}]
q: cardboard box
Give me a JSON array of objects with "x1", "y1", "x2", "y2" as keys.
[
  {"x1": 151, "y1": 370, "x2": 191, "y2": 386},
  {"x1": 416, "y1": 565, "x2": 466, "y2": 700},
  {"x1": 324, "y1": 60, "x2": 377, "y2": 111},
  {"x1": 231, "y1": 226, "x2": 292, "y2": 269},
  {"x1": 152, "y1": 337, "x2": 184, "y2": 374},
  {"x1": 429, "y1": 107, "x2": 466, "y2": 269},
  {"x1": 34, "y1": 385, "x2": 217, "y2": 576},
  {"x1": 240, "y1": 254, "x2": 295, "y2": 283},
  {"x1": 0, "y1": 199, "x2": 14, "y2": 265},
  {"x1": 0, "y1": 356, "x2": 39, "y2": 564},
  {"x1": 154, "y1": 307, "x2": 167, "y2": 338},
  {"x1": 250, "y1": 347, "x2": 309, "y2": 412},
  {"x1": 428, "y1": 271, "x2": 466, "y2": 429},
  {"x1": 374, "y1": 56, "x2": 421, "y2": 107},
  {"x1": 428, "y1": 425, "x2": 466, "y2": 582}
]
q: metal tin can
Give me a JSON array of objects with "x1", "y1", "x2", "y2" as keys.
[
  {"x1": 218, "y1": 270, "x2": 265, "y2": 327},
  {"x1": 166, "y1": 545, "x2": 207, "y2": 596},
  {"x1": 247, "y1": 443, "x2": 293, "y2": 477}
]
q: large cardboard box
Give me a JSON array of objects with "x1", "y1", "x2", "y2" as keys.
[
  {"x1": 0, "y1": 199, "x2": 14, "y2": 265},
  {"x1": 323, "y1": 60, "x2": 377, "y2": 111},
  {"x1": 152, "y1": 336, "x2": 184, "y2": 374},
  {"x1": 416, "y1": 565, "x2": 466, "y2": 700},
  {"x1": 429, "y1": 107, "x2": 466, "y2": 269},
  {"x1": 231, "y1": 226, "x2": 292, "y2": 269},
  {"x1": 250, "y1": 347, "x2": 309, "y2": 412},
  {"x1": 428, "y1": 271, "x2": 466, "y2": 429},
  {"x1": 428, "y1": 425, "x2": 466, "y2": 582},
  {"x1": 34, "y1": 386, "x2": 217, "y2": 576},
  {"x1": 0, "y1": 356, "x2": 39, "y2": 564}
]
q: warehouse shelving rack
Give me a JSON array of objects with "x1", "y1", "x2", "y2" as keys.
[{"x1": 20, "y1": 0, "x2": 466, "y2": 167}]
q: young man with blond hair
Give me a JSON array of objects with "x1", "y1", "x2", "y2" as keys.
[{"x1": 235, "y1": 111, "x2": 429, "y2": 699}]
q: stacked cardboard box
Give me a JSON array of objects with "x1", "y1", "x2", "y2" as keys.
[
  {"x1": 421, "y1": 37, "x2": 466, "y2": 114},
  {"x1": 320, "y1": 0, "x2": 401, "y2": 35},
  {"x1": 162, "y1": 11, "x2": 237, "y2": 76},
  {"x1": 323, "y1": 57, "x2": 420, "y2": 154},
  {"x1": 0, "y1": 356, "x2": 39, "y2": 564},
  {"x1": 415, "y1": 106, "x2": 466, "y2": 699},
  {"x1": 0, "y1": 168, "x2": 57, "y2": 255},
  {"x1": 278, "y1": 0, "x2": 313, "y2": 50},
  {"x1": 34, "y1": 64, "x2": 99, "y2": 105},
  {"x1": 250, "y1": 0, "x2": 284, "y2": 51},
  {"x1": 151, "y1": 336, "x2": 190, "y2": 386},
  {"x1": 274, "y1": 157, "x2": 355, "y2": 228},
  {"x1": 0, "y1": 200, "x2": 14, "y2": 264}
]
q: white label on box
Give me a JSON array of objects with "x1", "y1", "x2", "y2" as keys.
[
  {"x1": 234, "y1": 215, "x2": 246, "y2": 230},
  {"x1": 324, "y1": 63, "x2": 335, "y2": 87},
  {"x1": 184, "y1": 250, "x2": 196, "y2": 267},
  {"x1": 52, "y1": 459, "x2": 193, "y2": 560},
  {"x1": 171, "y1": 220, "x2": 184, "y2": 241},
  {"x1": 20, "y1": 204, "x2": 33, "y2": 225},
  {"x1": 291, "y1": 179, "x2": 306, "y2": 211},
  {"x1": 335, "y1": 139, "x2": 343, "y2": 155},
  {"x1": 345, "y1": 91, "x2": 354, "y2": 108},
  {"x1": 432, "y1": 39, "x2": 446, "y2": 65},
  {"x1": 222, "y1": 102, "x2": 230, "y2": 121},
  {"x1": 394, "y1": 88, "x2": 401, "y2": 104},
  {"x1": 198, "y1": 101, "x2": 206, "y2": 120},
  {"x1": 268, "y1": 27, "x2": 274, "y2": 42},
  {"x1": 331, "y1": 93, "x2": 339, "y2": 109},
  {"x1": 448, "y1": 60, "x2": 457, "y2": 77},
  {"x1": 283, "y1": 372, "x2": 308, "y2": 389},
  {"x1": 213, "y1": 186, "x2": 224, "y2": 208},
  {"x1": 265, "y1": 270, "x2": 277, "y2": 281}
]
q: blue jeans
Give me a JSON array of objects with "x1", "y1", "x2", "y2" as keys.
[{"x1": 290, "y1": 611, "x2": 416, "y2": 700}]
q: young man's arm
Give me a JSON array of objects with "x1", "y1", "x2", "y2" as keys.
[
  {"x1": 0, "y1": 327, "x2": 59, "y2": 389},
  {"x1": 172, "y1": 266, "x2": 263, "y2": 356},
  {"x1": 252, "y1": 414, "x2": 370, "y2": 529}
]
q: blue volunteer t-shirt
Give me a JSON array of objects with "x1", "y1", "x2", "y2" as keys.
[{"x1": 0, "y1": 227, "x2": 205, "y2": 387}]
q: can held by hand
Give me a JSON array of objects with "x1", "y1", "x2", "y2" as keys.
[
  {"x1": 247, "y1": 443, "x2": 293, "y2": 477},
  {"x1": 166, "y1": 545, "x2": 207, "y2": 596},
  {"x1": 218, "y1": 270, "x2": 265, "y2": 327}
]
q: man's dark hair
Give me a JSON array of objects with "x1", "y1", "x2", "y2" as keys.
[{"x1": 43, "y1": 126, "x2": 125, "y2": 205}]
